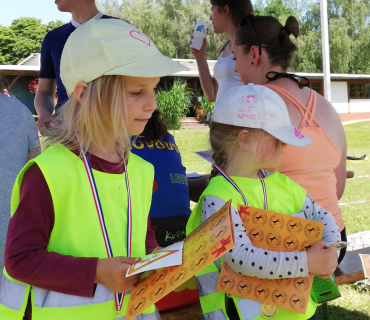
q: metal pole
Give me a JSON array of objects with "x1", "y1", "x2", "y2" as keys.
[{"x1": 320, "y1": 0, "x2": 331, "y2": 102}]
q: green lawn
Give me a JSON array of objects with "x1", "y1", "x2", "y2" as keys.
[
  {"x1": 342, "y1": 121, "x2": 370, "y2": 235},
  {"x1": 171, "y1": 129, "x2": 212, "y2": 174},
  {"x1": 171, "y1": 121, "x2": 370, "y2": 319}
]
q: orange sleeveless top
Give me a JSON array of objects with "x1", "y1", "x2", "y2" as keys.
[{"x1": 265, "y1": 84, "x2": 344, "y2": 231}]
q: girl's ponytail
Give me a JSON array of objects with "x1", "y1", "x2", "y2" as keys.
[{"x1": 210, "y1": 150, "x2": 227, "y2": 179}]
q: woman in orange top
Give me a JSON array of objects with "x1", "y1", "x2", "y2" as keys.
[{"x1": 232, "y1": 14, "x2": 347, "y2": 263}]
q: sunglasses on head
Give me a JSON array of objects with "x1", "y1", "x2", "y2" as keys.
[{"x1": 239, "y1": 13, "x2": 262, "y2": 56}]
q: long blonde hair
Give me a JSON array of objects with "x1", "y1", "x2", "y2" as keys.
[
  {"x1": 43, "y1": 75, "x2": 130, "y2": 161},
  {"x1": 210, "y1": 122, "x2": 284, "y2": 178}
]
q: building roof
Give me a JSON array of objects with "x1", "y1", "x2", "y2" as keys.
[
  {"x1": 17, "y1": 53, "x2": 41, "y2": 66},
  {"x1": 171, "y1": 59, "x2": 370, "y2": 79},
  {"x1": 1, "y1": 54, "x2": 370, "y2": 80}
]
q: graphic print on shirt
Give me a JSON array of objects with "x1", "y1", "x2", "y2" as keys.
[{"x1": 131, "y1": 133, "x2": 191, "y2": 247}]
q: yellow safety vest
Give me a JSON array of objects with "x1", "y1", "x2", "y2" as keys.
[
  {"x1": 186, "y1": 172, "x2": 319, "y2": 320},
  {"x1": 0, "y1": 144, "x2": 157, "y2": 320}
]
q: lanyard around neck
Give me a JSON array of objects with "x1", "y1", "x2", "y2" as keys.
[
  {"x1": 214, "y1": 164, "x2": 268, "y2": 210},
  {"x1": 74, "y1": 130, "x2": 131, "y2": 312}
]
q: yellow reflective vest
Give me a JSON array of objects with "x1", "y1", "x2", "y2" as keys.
[
  {"x1": 186, "y1": 172, "x2": 319, "y2": 320},
  {"x1": 0, "y1": 145, "x2": 157, "y2": 320}
]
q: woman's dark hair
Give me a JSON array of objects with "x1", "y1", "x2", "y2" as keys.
[
  {"x1": 235, "y1": 15, "x2": 300, "y2": 70},
  {"x1": 141, "y1": 109, "x2": 168, "y2": 142},
  {"x1": 210, "y1": 0, "x2": 254, "y2": 28},
  {"x1": 210, "y1": 0, "x2": 254, "y2": 53}
]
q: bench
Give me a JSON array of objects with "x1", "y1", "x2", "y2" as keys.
[
  {"x1": 334, "y1": 247, "x2": 369, "y2": 285},
  {"x1": 320, "y1": 247, "x2": 370, "y2": 319}
]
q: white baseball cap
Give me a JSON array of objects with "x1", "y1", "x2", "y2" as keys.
[
  {"x1": 212, "y1": 84, "x2": 312, "y2": 147},
  {"x1": 61, "y1": 19, "x2": 189, "y2": 96}
]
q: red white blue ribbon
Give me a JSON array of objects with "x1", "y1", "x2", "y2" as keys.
[
  {"x1": 74, "y1": 130, "x2": 130, "y2": 312},
  {"x1": 257, "y1": 171, "x2": 268, "y2": 210},
  {"x1": 214, "y1": 164, "x2": 268, "y2": 210}
]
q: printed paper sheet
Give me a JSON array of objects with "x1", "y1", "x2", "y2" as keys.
[
  {"x1": 217, "y1": 206, "x2": 323, "y2": 314},
  {"x1": 126, "y1": 200, "x2": 235, "y2": 320},
  {"x1": 126, "y1": 242, "x2": 183, "y2": 277}
]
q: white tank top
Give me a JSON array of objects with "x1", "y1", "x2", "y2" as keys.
[{"x1": 214, "y1": 52, "x2": 243, "y2": 101}]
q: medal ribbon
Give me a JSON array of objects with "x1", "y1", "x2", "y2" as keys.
[
  {"x1": 74, "y1": 130, "x2": 130, "y2": 312},
  {"x1": 213, "y1": 164, "x2": 268, "y2": 210}
]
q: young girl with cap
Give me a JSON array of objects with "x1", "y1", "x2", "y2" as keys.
[
  {"x1": 232, "y1": 14, "x2": 347, "y2": 264},
  {"x1": 186, "y1": 84, "x2": 340, "y2": 320},
  {"x1": 190, "y1": 0, "x2": 253, "y2": 102},
  {"x1": 1, "y1": 19, "x2": 188, "y2": 320}
]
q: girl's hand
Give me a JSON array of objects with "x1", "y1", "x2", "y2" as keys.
[
  {"x1": 189, "y1": 36, "x2": 207, "y2": 60},
  {"x1": 307, "y1": 241, "x2": 338, "y2": 276},
  {"x1": 95, "y1": 257, "x2": 141, "y2": 293}
]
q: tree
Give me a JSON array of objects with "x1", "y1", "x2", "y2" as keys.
[
  {"x1": 98, "y1": 0, "x2": 226, "y2": 60},
  {"x1": 0, "y1": 18, "x2": 65, "y2": 65},
  {"x1": 296, "y1": 0, "x2": 370, "y2": 73},
  {"x1": 0, "y1": 26, "x2": 16, "y2": 64}
]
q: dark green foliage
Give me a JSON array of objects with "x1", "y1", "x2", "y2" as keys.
[
  {"x1": 156, "y1": 81, "x2": 192, "y2": 130},
  {"x1": 0, "y1": 18, "x2": 65, "y2": 64}
]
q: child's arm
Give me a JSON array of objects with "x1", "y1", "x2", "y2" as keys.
[
  {"x1": 298, "y1": 194, "x2": 340, "y2": 278},
  {"x1": 299, "y1": 194, "x2": 341, "y2": 243},
  {"x1": 5, "y1": 164, "x2": 140, "y2": 296},
  {"x1": 201, "y1": 196, "x2": 309, "y2": 279}
]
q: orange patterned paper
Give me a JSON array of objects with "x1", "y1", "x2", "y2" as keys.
[
  {"x1": 126, "y1": 200, "x2": 235, "y2": 320},
  {"x1": 216, "y1": 206, "x2": 323, "y2": 314}
]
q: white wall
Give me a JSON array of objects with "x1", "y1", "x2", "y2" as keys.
[
  {"x1": 331, "y1": 82, "x2": 349, "y2": 113},
  {"x1": 349, "y1": 99, "x2": 370, "y2": 113}
]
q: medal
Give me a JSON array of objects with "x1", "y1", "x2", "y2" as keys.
[
  {"x1": 75, "y1": 130, "x2": 131, "y2": 312},
  {"x1": 260, "y1": 304, "x2": 278, "y2": 319},
  {"x1": 214, "y1": 164, "x2": 268, "y2": 209}
]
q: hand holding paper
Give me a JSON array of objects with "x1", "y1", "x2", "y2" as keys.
[
  {"x1": 126, "y1": 201, "x2": 235, "y2": 320},
  {"x1": 126, "y1": 242, "x2": 184, "y2": 277}
]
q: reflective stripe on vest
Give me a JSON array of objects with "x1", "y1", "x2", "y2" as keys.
[
  {"x1": 0, "y1": 274, "x2": 26, "y2": 311},
  {"x1": 204, "y1": 310, "x2": 226, "y2": 320},
  {"x1": 33, "y1": 284, "x2": 116, "y2": 308},
  {"x1": 1, "y1": 145, "x2": 156, "y2": 319},
  {"x1": 186, "y1": 173, "x2": 316, "y2": 319},
  {"x1": 236, "y1": 298, "x2": 262, "y2": 320},
  {"x1": 196, "y1": 272, "x2": 219, "y2": 297}
]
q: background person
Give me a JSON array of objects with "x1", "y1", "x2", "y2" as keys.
[
  {"x1": 35, "y1": 0, "x2": 120, "y2": 131},
  {"x1": 232, "y1": 14, "x2": 347, "y2": 263},
  {"x1": 189, "y1": 0, "x2": 253, "y2": 103},
  {"x1": 0, "y1": 72, "x2": 39, "y2": 269}
]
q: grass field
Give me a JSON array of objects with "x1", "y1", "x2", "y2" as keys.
[{"x1": 170, "y1": 121, "x2": 370, "y2": 319}]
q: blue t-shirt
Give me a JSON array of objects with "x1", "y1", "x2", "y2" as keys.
[
  {"x1": 131, "y1": 134, "x2": 191, "y2": 247},
  {"x1": 38, "y1": 15, "x2": 116, "y2": 112}
]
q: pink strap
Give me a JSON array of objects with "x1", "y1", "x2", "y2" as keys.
[{"x1": 264, "y1": 84, "x2": 321, "y2": 130}]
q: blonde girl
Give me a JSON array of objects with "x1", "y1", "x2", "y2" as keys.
[
  {"x1": 187, "y1": 84, "x2": 340, "y2": 320},
  {"x1": 1, "y1": 19, "x2": 187, "y2": 320}
]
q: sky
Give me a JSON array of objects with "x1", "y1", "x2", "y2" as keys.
[
  {"x1": 0, "y1": 0, "x2": 72, "y2": 27},
  {"x1": 0, "y1": 0, "x2": 261, "y2": 27}
]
